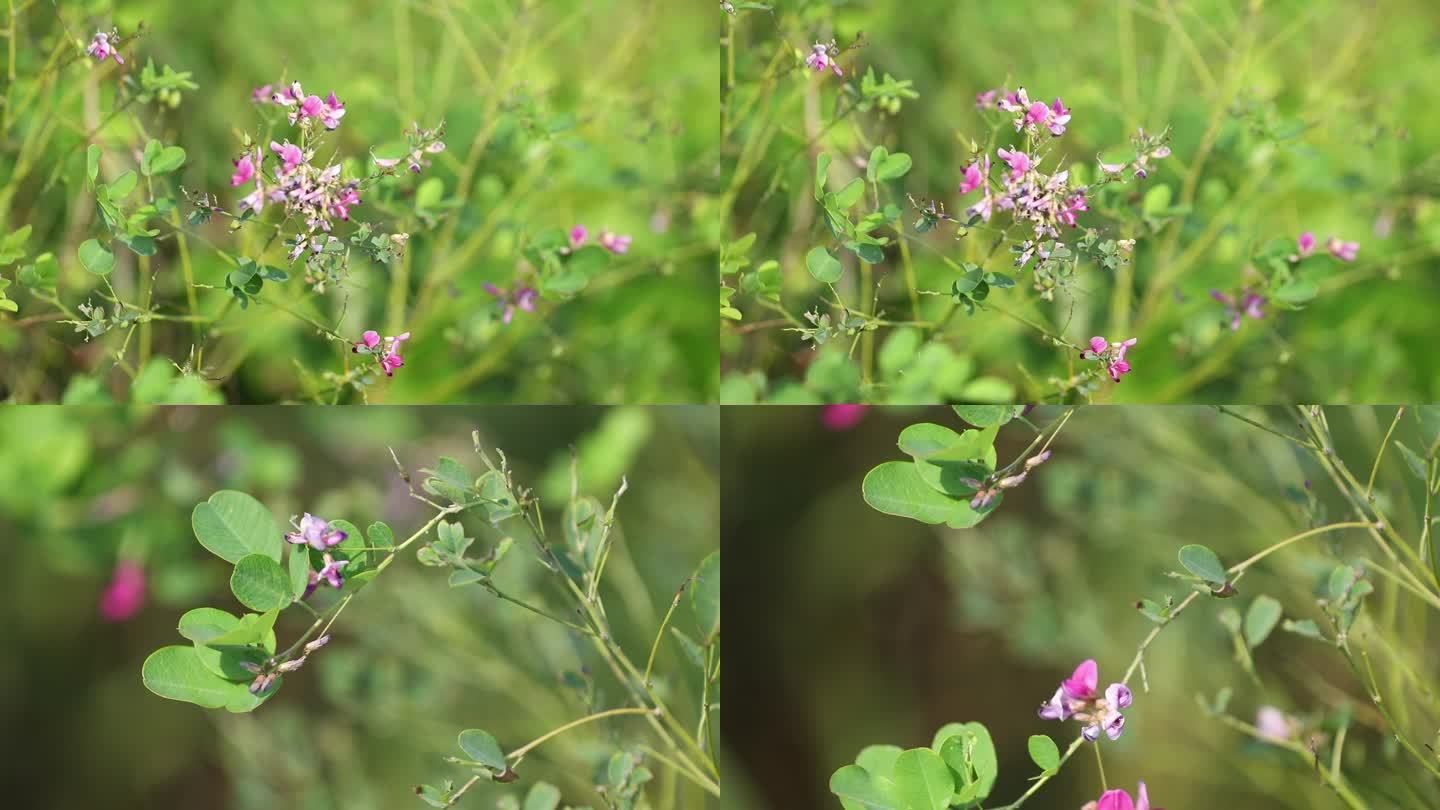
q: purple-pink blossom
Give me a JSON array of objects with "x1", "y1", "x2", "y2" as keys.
[
  {"x1": 1210, "y1": 289, "x2": 1266, "y2": 330},
  {"x1": 1038, "y1": 659, "x2": 1132, "y2": 741},
  {"x1": 599, "y1": 230, "x2": 632, "y2": 254},
  {"x1": 1326, "y1": 235, "x2": 1359, "y2": 261},
  {"x1": 484, "y1": 283, "x2": 539, "y2": 325},
  {"x1": 353, "y1": 330, "x2": 412, "y2": 376},
  {"x1": 1081, "y1": 337, "x2": 1137, "y2": 382},
  {"x1": 996, "y1": 147, "x2": 1032, "y2": 181},
  {"x1": 87, "y1": 31, "x2": 124, "y2": 65},
  {"x1": 315, "y1": 552, "x2": 349, "y2": 589},
  {"x1": 270, "y1": 140, "x2": 306, "y2": 175},
  {"x1": 285, "y1": 513, "x2": 348, "y2": 551},
  {"x1": 1296, "y1": 231, "x2": 1316, "y2": 257},
  {"x1": 1088, "y1": 782, "x2": 1153, "y2": 810},
  {"x1": 821, "y1": 404, "x2": 867, "y2": 431},
  {"x1": 99, "y1": 560, "x2": 145, "y2": 622},
  {"x1": 1256, "y1": 706, "x2": 1297, "y2": 743},
  {"x1": 804, "y1": 42, "x2": 842, "y2": 77},
  {"x1": 958, "y1": 157, "x2": 988, "y2": 195},
  {"x1": 231, "y1": 152, "x2": 256, "y2": 187},
  {"x1": 569, "y1": 225, "x2": 589, "y2": 250}
]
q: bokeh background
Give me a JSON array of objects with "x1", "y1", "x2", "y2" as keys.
[
  {"x1": 0, "y1": 405, "x2": 719, "y2": 809},
  {"x1": 721, "y1": 0, "x2": 1440, "y2": 403},
  {"x1": 722, "y1": 405, "x2": 1438, "y2": 809},
  {"x1": 1, "y1": 0, "x2": 717, "y2": 403}
]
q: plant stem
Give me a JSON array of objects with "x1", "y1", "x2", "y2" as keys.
[
  {"x1": 1365, "y1": 407, "x2": 1405, "y2": 499},
  {"x1": 506, "y1": 707, "x2": 656, "y2": 762}
]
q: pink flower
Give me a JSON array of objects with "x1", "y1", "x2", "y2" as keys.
[
  {"x1": 252, "y1": 84, "x2": 273, "y2": 104},
  {"x1": 329, "y1": 186, "x2": 361, "y2": 221},
  {"x1": 270, "y1": 140, "x2": 305, "y2": 174},
  {"x1": 1057, "y1": 193, "x2": 1087, "y2": 227},
  {"x1": 804, "y1": 42, "x2": 842, "y2": 77},
  {"x1": 599, "y1": 230, "x2": 632, "y2": 254},
  {"x1": 320, "y1": 92, "x2": 346, "y2": 130},
  {"x1": 975, "y1": 89, "x2": 998, "y2": 109},
  {"x1": 231, "y1": 152, "x2": 256, "y2": 187},
  {"x1": 996, "y1": 147, "x2": 1031, "y2": 181},
  {"x1": 1326, "y1": 235, "x2": 1359, "y2": 261},
  {"x1": 958, "y1": 157, "x2": 989, "y2": 195},
  {"x1": 997, "y1": 87, "x2": 1030, "y2": 113},
  {"x1": 1256, "y1": 706, "x2": 1296, "y2": 743},
  {"x1": 569, "y1": 224, "x2": 589, "y2": 250},
  {"x1": 1038, "y1": 659, "x2": 1132, "y2": 741},
  {"x1": 87, "y1": 32, "x2": 124, "y2": 65},
  {"x1": 315, "y1": 552, "x2": 349, "y2": 589},
  {"x1": 1296, "y1": 231, "x2": 1316, "y2": 257},
  {"x1": 484, "y1": 283, "x2": 539, "y2": 324},
  {"x1": 353, "y1": 330, "x2": 411, "y2": 377},
  {"x1": 300, "y1": 94, "x2": 325, "y2": 119},
  {"x1": 1092, "y1": 782, "x2": 1153, "y2": 810},
  {"x1": 285, "y1": 513, "x2": 348, "y2": 551},
  {"x1": 1023, "y1": 100, "x2": 1049, "y2": 130},
  {"x1": 822, "y1": 404, "x2": 867, "y2": 431},
  {"x1": 1081, "y1": 337, "x2": 1138, "y2": 382},
  {"x1": 1210, "y1": 289, "x2": 1266, "y2": 330},
  {"x1": 99, "y1": 560, "x2": 145, "y2": 622},
  {"x1": 1046, "y1": 98, "x2": 1071, "y2": 136}
]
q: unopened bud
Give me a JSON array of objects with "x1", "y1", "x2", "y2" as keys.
[
  {"x1": 304, "y1": 635, "x2": 332, "y2": 654},
  {"x1": 997, "y1": 472, "x2": 1027, "y2": 489},
  {"x1": 1025, "y1": 450, "x2": 1052, "y2": 469}
]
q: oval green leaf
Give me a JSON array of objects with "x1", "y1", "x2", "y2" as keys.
[
  {"x1": 79, "y1": 239, "x2": 115, "y2": 276},
  {"x1": 142, "y1": 645, "x2": 267, "y2": 712},
  {"x1": 691, "y1": 551, "x2": 720, "y2": 644},
  {"x1": 231, "y1": 554, "x2": 292, "y2": 611},
  {"x1": 192, "y1": 490, "x2": 282, "y2": 563},
  {"x1": 807, "y1": 247, "x2": 843, "y2": 283},
  {"x1": 1178, "y1": 543, "x2": 1227, "y2": 584},
  {"x1": 1027, "y1": 734, "x2": 1059, "y2": 772},
  {"x1": 891, "y1": 748, "x2": 953, "y2": 810},
  {"x1": 458, "y1": 728, "x2": 507, "y2": 771},
  {"x1": 1244, "y1": 594, "x2": 1283, "y2": 648},
  {"x1": 863, "y1": 461, "x2": 997, "y2": 528},
  {"x1": 831, "y1": 764, "x2": 899, "y2": 810}
]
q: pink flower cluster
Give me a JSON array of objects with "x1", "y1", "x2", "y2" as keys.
[
  {"x1": 804, "y1": 42, "x2": 842, "y2": 77},
  {"x1": 569, "y1": 224, "x2": 632, "y2": 255},
  {"x1": 253, "y1": 81, "x2": 347, "y2": 130},
  {"x1": 959, "y1": 147, "x2": 1087, "y2": 240},
  {"x1": 977, "y1": 87, "x2": 1071, "y2": 137},
  {"x1": 1084, "y1": 782, "x2": 1158, "y2": 810},
  {"x1": 1038, "y1": 659, "x2": 1133, "y2": 741},
  {"x1": 1296, "y1": 230, "x2": 1358, "y2": 262},
  {"x1": 1209, "y1": 288, "x2": 1266, "y2": 330},
  {"x1": 1081, "y1": 336, "x2": 1137, "y2": 382},
  {"x1": 352, "y1": 330, "x2": 410, "y2": 376},
  {"x1": 86, "y1": 31, "x2": 124, "y2": 65}
]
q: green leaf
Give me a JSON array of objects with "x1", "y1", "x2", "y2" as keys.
[
  {"x1": 177, "y1": 607, "x2": 243, "y2": 644},
  {"x1": 1396, "y1": 441, "x2": 1429, "y2": 482},
  {"x1": 867, "y1": 146, "x2": 889, "y2": 183},
  {"x1": 691, "y1": 551, "x2": 720, "y2": 644},
  {"x1": 807, "y1": 247, "x2": 843, "y2": 283},
  {"x1": 521, "y1": 783, "x2": 562, "y2": 810},
  {"x1": 202, "y1": 609, "x2": 279, "y2": 648},
  {"x1": 875, "y1": 152, "x2": 912, "y2": 182},
  {"x1": 458, "y1": 728, "x2": 508, "y2": 771},
  {"x1": 934, "y1": 723, "x2": 997, "y2": 800},
  {"x1": 191, "y1": 490, "x2": 282, "y2": 563},
  {"x1": 856, "y1": 745, "x2": 904, "y2": 778},
  {"x1": 891, "y1": 748, "x2": 953, "y2": 810},
  {"x1": 108, "y1": 170, "x2": 138, "y2": 200},
  {"x1": 141, "y1": 646, "x2": 268, "y2": 712},
  {"x1": 951, "y1": 406, "x2": 1017, "y2": 428},
  {"x1": 1027, "y1": 734, "x2": 1059, "y2": 772},
  {"x1": 815, "y1": 153, "x2": 831, "y2": 200},
  {"x1": 147, "y1": 145, "x2": 187, "y2": 175},
  {"x1": 1178, "y1": 544, "x2": 1227, "y2": 585},
  {"x1": 416, "y1": 177, "x2": 443, "y2": 210},
  {"x1": 1244, "y1": 594, "x2": 1283, "y2": 648},
  {"x1": 831, "y1": 764, "x2": 899, "y2": 810},
  {"x1": 862, "y1": 461, "x2": 998, "y2": 528},
  {"x1": 79, "y1": 238, "x2": 116, "y2": 276},
  {"x1": 231, "y1": 554, "x2": 293, "y2": 611},
  {"x1": 1282, "y1": 618, "x2": 1326, "y2": 641},
  {"x1": 17, "y1": 252, "x2": 58, "y2": 288},
  {"x1": 0, "y1": 223, "x2": 32, "y2": 265},
  {"x1": 87, "y1": 144, "x2": 102, "y2": 184},
  {"x1": 288, "y1": 544, "x2": 311, "y2": 600},
  {"x1": 1272, "y1": 278, "x2": 1317, "y2": 306},
  {"x1": 833, "y1": 177, "x2": 866, "y2": 210},
  {"x1": 141, "y1": 140, "x2": 163, "y2": 176}
]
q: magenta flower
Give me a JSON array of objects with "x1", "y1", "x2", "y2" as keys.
[
  {"x1": 300, "y1": 94, "x2": 325, "y2": 119},
  {"x1": 804, "y1": 42, "x2": 842, "y2": 77},
  {"x1": 99, "y1": 560, "x2": 146, "y2": 622},
  {"x1": 975, "y1": 89, "x2": 998, "y2": 109},
  {"x1": 1057, "y1": 193, "x2": 1088, "y2": 227},
  {"x1": 1210, "y1": 289, "x2": 1266, "y2": 330},
  {"x1": 1296, "y1": 231, "x2": 1316, "y2": 258},
  {"x1": 484, "y1": 283, "x2": 539, "y2": 324},
  {"x1": 599, "y1": 230, "x2": 632, "y2": 254},
  {"x1": 1024, "y1": 100, "x2": 1049, "y2": 130},
  {"x1": 1081, "y1": 337, "x2": 1137, "y2": 382},
  {"x1": 822, "y1": 404, "x2": 867, "y2": 431},
  {"x1": 231, "y1": 152, "x2": 256, "y2": 187},
  {"x1": 252, "y1": 84, "x2": 273, "y2": 104},
  {"x1": 320, "y1": 92, "x2": 346, "y2": 130},
  {"x1": 329, "y1": 186, "x2": 361, "y2": 221},
  {"x1": 1046, "y1": 98, "x2": 1072, "y2": 136},
  {"x1": 569, "y1": 224, "x2": 589, "y2": 251},
  {"x1": 997, "y1": 87, "x2": 1030, "y2": 113},
  {"x1": 958, "y1": 157, "x2": 989, "y2": 195},
  {"x1": 1038, "y1": 659, "x2": 1132, "y2": 741},
  {"x1": 1326, "y1": 235, "x2": 1359, "y2": 261},
  {"x1": 1091, "y1": 782, "x2": 1154, "y2": 810},
  {"x1": 270, "y1": 140, "x2": 305, "y2": 174},
  {"x1": 316, "y1": 552, "x2": 349, "y2": 589},
  {"x1": 87, "y1": 31, "x2": 124, "y2": 65},
  {"x1": 355, "y1": 330, "x2": 412, "y2": 376},
  {"x1": 996, "y1": 147, "x2": 1032, "y2": 182},
  {"x1": 285, "y1": 513, "x2": 348, "y2": 551}
]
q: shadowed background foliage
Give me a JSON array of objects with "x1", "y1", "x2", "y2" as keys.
[
  {"x1": 722, "y1": 405, "x2": 1439, "y2": 809},
  {"x1": 0, "y1": 405, "x2": 719, "y2": 809}
]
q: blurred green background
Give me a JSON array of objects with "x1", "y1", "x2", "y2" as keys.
[
  {"x1": 721, "y1": 0, "x2": 1440, "y2": 403},
  {"x1": 0, "y1": 405, "x2": 719, "y2": 809},
  {"x1": 722, "y1": 405, "x2": 1438, "y2": 808},
  {"x1": 1, "y1": 0, "x2": 718, "y2": 403}
]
